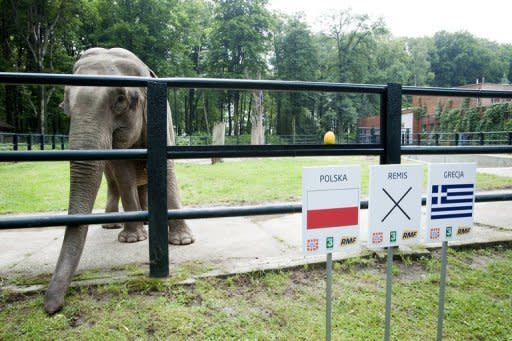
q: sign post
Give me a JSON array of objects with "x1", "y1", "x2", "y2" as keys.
[
  {"x1": 426, "y1": 163, "x2": 476, "y2": 341},
  {"x1": 302, "y1": 165, "x2": 361, "y2": 341},
  {"x1": 368, "y1": 164, "x2": 423, "y2": 341}
]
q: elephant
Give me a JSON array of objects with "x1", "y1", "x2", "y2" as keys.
[{"x1": 44, "y1": 47, "x2": 195, "y2": 314}]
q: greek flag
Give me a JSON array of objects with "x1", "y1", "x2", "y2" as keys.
[{"x1": 430, "y1": 184, "x2": 474, "y2": 220}]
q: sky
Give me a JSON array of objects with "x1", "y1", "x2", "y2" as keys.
[{"x1": 268, "y1": 0, "x2": 512, "y2": 44}]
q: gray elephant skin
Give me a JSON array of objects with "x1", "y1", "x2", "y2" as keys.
[{"x1": 44, "y1": 47, "x2": 195, "y2": 314}]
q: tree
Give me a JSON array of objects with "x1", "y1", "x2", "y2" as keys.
[
  {"x1": 88, "y1": 0, "x2": 173, "y2": 75},
  {"x1": 369, "y1": 36, "x2": 412, "y2": 84},
  {"x1": 430, "y1": 31, "x2": 508, "y2": 87},
  {"x1": 272, "y1": 15, "x2": 318, "y2": 135},
  {"x1": 207, "y1": 0, "x2": 273, "y2": 136},
  {"x1": 405, "y1": 37, "x2": 435, "y2": 86},
  {"x1": 319, "y1": 10, "x2": 387, "y2": 139},
  {"x1": 10, "y1": 0, "x2": 80, "y2": 134}
]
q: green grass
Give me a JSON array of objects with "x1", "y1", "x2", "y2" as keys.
[
  {"x1": 1, "y1": 247, "x2": 511, "y2": 339},
  {"x1": 1, "y1": 157, "x2": 512, "y2": 213}
]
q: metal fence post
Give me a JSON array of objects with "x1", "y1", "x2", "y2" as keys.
[
  {"x1": 381, "y1": 83, "x2": 402, "y2": 164},
  {"x1": 27, "y1": 135, "x2": 32, "y2": 150},
  {"x1": 13, "y1": 134, "x2": 18, "y2": 151},
  {"x1": 435, "y1": 133, "x2": 440, "y2": 146},
  {"x1": 380, "y1": 83, "x2": 402, "y2": 341},
  {"x1": 479, "y1": 132, "x2": 484, "y2": 146},
  {"x1": 40, "y1": 134, "x2": 44, "y2": 150},
  {"x1": 454, "y1": 133, "x2": 459, "y2": 146},
  {"x1": 51, "y1": 135, "x2": 56, "y2": 150},
  {"x1": 147, "y1": 81, "x2": 169, "y2": 278},
  {"x1": 60, "y1": 136, "x2": 65, "y2": 150},
  {"x1": 509, "y1": 132, "x2": 512, "y2": 145}
]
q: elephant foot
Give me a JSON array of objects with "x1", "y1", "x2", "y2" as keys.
[
  {"x1": 44, "y1": 290, "x2": 64, "y2": 315},
  {"x1": 118, "y1": 227, "x2": 147, "y2": 243},
  {"x1": 102, "y1": 223, "x2": 123, "y2": 229},
  {"x1": 169, "y1": 222, "x2": 195, "y2": 245}
]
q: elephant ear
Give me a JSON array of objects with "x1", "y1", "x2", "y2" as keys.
[
  {"x1": 59, "y1": 91, "x2": 71, "y2": 116},
  {"x1": 148, "y1": 68, "x2": 158, "y2": 78}
]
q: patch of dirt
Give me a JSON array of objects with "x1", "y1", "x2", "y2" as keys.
[
  {"x1": 69, "y1": 314, "x2": 86, "y2": 328},
  {"x1": 288, "y1": 269, "x2": 324, "y2": 290},
  {"x1": 249, "y1": 306, "x2": 273, "y2": 319},
  {"x1": 468, "y1": 253, "x2": 505, "y2": 270},
  {"x1": 395, "y1": 262, "x2": 429, "y2": 282},
  {"x1": 92, "y1": 290, "x2": 113, "y2": 303}
]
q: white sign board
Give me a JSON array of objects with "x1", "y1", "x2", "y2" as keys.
[
  {"x1": 425, "y1": 163, "x2": 476, "y2": 242},
  {"x1": 302, "y1": 165, "x2": 360, "y2": 255},
  {"x1": 368, "y1": 164, "x2": 422, "y2": 248}
]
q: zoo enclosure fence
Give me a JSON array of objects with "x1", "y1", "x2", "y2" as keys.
[
  {"x1": 0, "y1": 133, "x2": 68, "y2": 151},
  {"x1": 1, "y1": 73, "x2": 512, "y2": 278},
  {"x1": 4, "y1": 129, "x2": 512, "y2": 150}
]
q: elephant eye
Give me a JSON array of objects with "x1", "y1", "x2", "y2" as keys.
[{"x1": 112, "y1": 95, "x2": 128, "y2": 114}]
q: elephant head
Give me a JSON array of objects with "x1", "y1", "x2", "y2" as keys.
[{"x1": 44, "y1": 48, "x2": 157, "y2": 314}]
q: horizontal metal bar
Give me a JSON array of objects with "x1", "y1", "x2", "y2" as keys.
[
  {"x1": 163, "y1": 78, "x2": 386, "y2": 93},
  {"x1": 0, "y1": 145, "x2": 384, "y2": 161},
  {"x1": 2, "y1": 73, "x2": 512, "y2": 98},
  {"x1": 1, "y1": 193, "x2": 510, "y2": 229},
  {"x1": 402, "y1": 145, "x2": 512, "y2": 154},
  {"x1": 0, "y1": 72, "x2": 149, "y2": 87},
  {"x1": 168, "y1": 203, "x2": 302, "y2": 220},
  {"x1": 167, "y1": 144, "x2": 384, "y2": 158},
  {"x1": 403, "y1": 85, "x2": 512, "y2": 98},
  {"x1": 0, "y1": 72, "x2": 387, "y2": 94},
  {"x1": 0, "y1": 149, "x2": 147, "y2": 161},
  {"x1": 0, "y1": 211, "x2": 148, "y2": 229}
]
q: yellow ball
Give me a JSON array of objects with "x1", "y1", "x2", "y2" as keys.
[{"x1": 323, "y1": 131, "x2": 336, "y2": 144}]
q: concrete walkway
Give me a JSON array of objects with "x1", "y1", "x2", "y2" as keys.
[{"x1": 1, "y1": 199, "x2": 511, "y2": 287}]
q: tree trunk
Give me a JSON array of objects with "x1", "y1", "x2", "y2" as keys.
[
  {"x1": 227, "y1": 92, "x2": 232, "y2": 136},
  {"x1": 40, "y1": 85, "x2": 46, "y2": 135},
  {"x1": 203, "y1": 92, "x2": 210, "y2": 133},
  {"x1": 233, "y1": 91, "x2": 240, "y2": 137},
  {"x1": 251, "y1": 89, "x2": 265, "y2": 145},
  {"x1": 211, "y1": 121, "x2": 225, "y2": 165}
]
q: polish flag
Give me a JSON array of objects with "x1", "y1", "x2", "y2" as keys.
[{"x1": 306, "y1": 189, "x2": 359, "y2": 229}]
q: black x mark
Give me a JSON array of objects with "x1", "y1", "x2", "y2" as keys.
[{"x1": 381, "y1": 186, "x2": 412, "y2": 222}]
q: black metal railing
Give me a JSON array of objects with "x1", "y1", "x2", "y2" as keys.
[
  {"x1": 1, "y1": 72, "x2": 512, "y2": 277},
  {"x1": 0, "y1": 133, "x2": 68, "y2": 151}
]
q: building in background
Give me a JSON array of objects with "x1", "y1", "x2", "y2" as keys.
[
  {"x1": 357, "y1": 81, "x2": 512, "y2": 143},
  {"x1": 412, "y1": 82, "x2": 512, "y2": 133}
]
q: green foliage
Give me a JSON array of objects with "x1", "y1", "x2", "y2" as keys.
[
  {"x1": 272, "y1": 16, "x2": 319, "y2": 134},
  {"x1": 406, "y1": 37, "x2": 435, "y2": 86},
  {"x1": 460, "y1": 107, "x2": 481, "y2": 132},
  {"x1": 480, "y1": 103, "x2": 511, "y2": 131},
  {"x1": 437, "y1": 102, "x2": 512, "y2": 134},
  {"x1": 413, "y1": 106, "x2": 426, "y2": 120},
  {"x1": 430, "y1": 31, "x2": 509, "y2": 87},
  {"x1": 439, "y1": 108, "x2": 461, "y2": 132}
]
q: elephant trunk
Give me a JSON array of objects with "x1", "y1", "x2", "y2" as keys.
[{"x1": 44, "y1": 116, "x2": 110, "y2": 314}]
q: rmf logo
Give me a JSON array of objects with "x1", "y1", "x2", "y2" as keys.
[
  {"x1": 457, "y1": 227, "x2": 471, "y2": 235},
  {"x1": 340, "y1": 236, "x2": 357, "y2": 246},
  {"x1": 402, "y1": 230, "x2": 418, "y2": 240}
]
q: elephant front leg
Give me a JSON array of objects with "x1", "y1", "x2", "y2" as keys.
[
  {"x1": 110, "y1": 161, "x2": 147, "y2": 243},
  {"x1": 102, "y1": 164, "x2": 123, "y2": 229},
  {"x1": 138, "y1": 184, "x2": 148, "y2": 225},
  {"x1": 166, "y1": 160, "x2": 195, "y2": 245}
]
